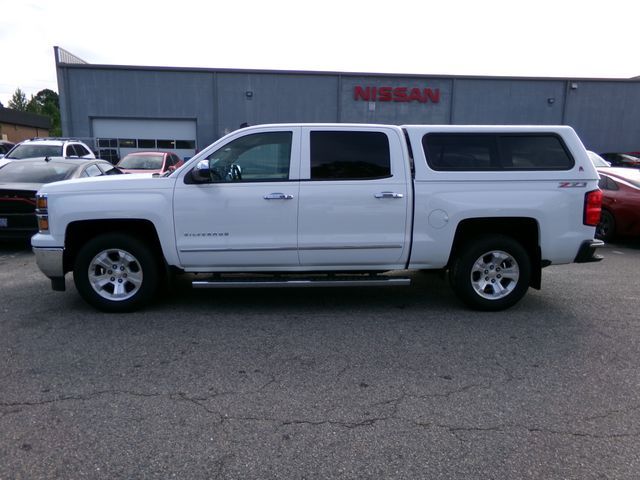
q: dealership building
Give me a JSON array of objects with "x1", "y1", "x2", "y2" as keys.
[{"x1": 54, "y1": 47, "x2": 640, "y2": 160}]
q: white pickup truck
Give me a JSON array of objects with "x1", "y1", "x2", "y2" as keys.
[{"x1": 31, "y1": 124, "x2": 603, "y2": 312}]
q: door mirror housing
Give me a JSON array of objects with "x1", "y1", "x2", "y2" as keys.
[{"x1": 189, "y1": 160, "x2": 212, "y2": 183}]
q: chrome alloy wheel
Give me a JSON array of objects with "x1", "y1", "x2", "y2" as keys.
[
  {"x1": 88, "y1": 248, "x2": 144, "y2": 301},
  {"x1": 470, "y1": 250, "x2": 520, "y2": 300}
]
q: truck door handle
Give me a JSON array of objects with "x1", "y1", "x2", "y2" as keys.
[
  {"x1": 374, "y1": 192, "x2": 404, "y2": 199},
  {"x1": 263, "y1": 193, "x2": 294, "y2": 200}
]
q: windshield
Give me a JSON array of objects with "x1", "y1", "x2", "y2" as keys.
[
  {"x1": 0, "y1": 161, "x2": 76, "y2": 183},
  {"x1": 6, "y1": 144, "x2": 63, "y2": 159},
  {"x1": 118, "y1": 154, "x2": 163, "y2": 170}
]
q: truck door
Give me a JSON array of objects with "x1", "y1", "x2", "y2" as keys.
[
  {"x1": 173, "y1": 127, "x2": 301, "y2": 268},
  {"x1": 297, "y1": 126, "x2": 411, "y2": 268}
]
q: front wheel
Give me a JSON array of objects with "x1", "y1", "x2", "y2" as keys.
[
  {"x1": 450, "y1": 235, "x2": 531, "y2": 311},
  {"x1": 73, "y1": 233, "x2": 159, "y2": 312}
]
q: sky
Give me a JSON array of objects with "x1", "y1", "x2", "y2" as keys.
[{"x1": 1, "y1": 0, "x2": 638, "y2": 106}]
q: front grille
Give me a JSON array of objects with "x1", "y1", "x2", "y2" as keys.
[{"x1": 0, "y1": 190, "x2": 37, "y2": 214}]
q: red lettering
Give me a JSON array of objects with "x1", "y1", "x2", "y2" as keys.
[
  {"x1": 354, "y1": 86, "x2": 371, "y2": 101},
  {"x1": 378, "y1": 87, "x2": 392, "y2": 102},
  {"x1": 424, "y1": 88, "x2": 440, "y2": 103},
  {"x1": 408, "y1": 88, "x2": 424, "y2": 102},
  {"x1": 393, "y1": 87, "x2": 408, "y2": 102},
  {"x1": 353, "y1": 85, "x2": 440, "y2": 104}
]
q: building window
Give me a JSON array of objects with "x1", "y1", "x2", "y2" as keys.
[
  {"x1": 118, "y1": 139, "x2": 136, "y2": 148},
  {"x1": 137, "y1": 139, "x2": 156, "y2": 148},
  {"x1": 157, "y1": 140, "x2": 175, "y2": 149},
  {"x1": 175, "y1": 140, "x2": 196, "y2": 149},
  {"x1": 98, "y1": 138, "x2": 117, "y2": 148}
]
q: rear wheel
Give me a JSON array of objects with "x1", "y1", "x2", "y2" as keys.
[
  {"x1": 73, "y1": 233, "x2": 159, "y2": 312},
  {"x1": 450, "y1": 235, "x2": 531, "y2": 311},
  {"x1": 596, "y1": 209, "x2": 616, "y2": 242}
]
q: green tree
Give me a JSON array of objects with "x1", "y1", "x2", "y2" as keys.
[
  {"x1": 8, "y1": 88, "x2": 28, "y2": 111},
  {"x1": 26, "y1": 89, "x2": 62, "y2": 136}
]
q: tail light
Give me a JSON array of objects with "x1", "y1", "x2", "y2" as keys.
[{"x1": 584, "y1": 189, "x2": 602, "y2": 226}]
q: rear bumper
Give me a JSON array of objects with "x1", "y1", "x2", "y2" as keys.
[
  {"x1": 33, "y1": 246, "x2": 66, "y2": 291},
  {"x1": 574, "y1": 239, "x2": 605, "y2": 263}
]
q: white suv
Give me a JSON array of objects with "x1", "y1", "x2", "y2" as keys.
[{"x1": 2, "y1": 138, "x2": 95, "y2": 160}]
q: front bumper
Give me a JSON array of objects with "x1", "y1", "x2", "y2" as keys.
[
  {"x1": 574, "y1": 239, "x2": 605, "y2": 263},
  {"x1": 33, "y1": 246, "x2": 66, "y2": 291}
]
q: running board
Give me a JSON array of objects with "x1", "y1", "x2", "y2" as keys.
[{"x1": 192, "y1": 275, "x2": 411, "y2": 289}]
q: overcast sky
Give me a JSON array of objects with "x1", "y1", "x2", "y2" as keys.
[{"x1": 1, "y1": 0, "x2": 638, "y2": 106}]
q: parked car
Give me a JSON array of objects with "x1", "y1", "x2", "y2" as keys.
[
  {"x1": 2, "y1": 138, "x2": 95, "y2": 161},
  {"x1": 116, "y1": 151, "x2": 183, "y2": 174},
  {"x1": 596, "y1": 167, "x2": 640, "y2": 241},
  {"x1": 587, "y1": 151, "x2": 611, "y2": 168},
  {"x1": 599, "y1": 153, "x2": 640, "y2": 168},
  {"x1": 0, "y1": 157, "x2": 120, "y2": 240},
  {"x1": 0, "y1": 140, "x2": 15, "y2": 157}
]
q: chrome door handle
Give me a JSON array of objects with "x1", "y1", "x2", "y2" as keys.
[
  {"x1": 263, "y1": 193, "x2": 294, "y2": 200},
  {"x1": 374, "y1": 192, "x2": 404, "y2": 199}
]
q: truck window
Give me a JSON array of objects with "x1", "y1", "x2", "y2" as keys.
[
  {"x1": 422, "y1": 133, "x2": 574, "y2": 171},
  {"x1": 499, "y1": 135, "x2": 574, "y2": 170},
  {"x1": 206, "y1": 131, "x2": 292, "y2": 182},
  {"x1": 422, "y1": 134, "x2": 499, "y2": 171},
  {"x1": 310, "y1": 131, "x2": 391, "y2": 180}
]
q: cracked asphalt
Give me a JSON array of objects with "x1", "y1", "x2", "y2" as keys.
[{"x1": 1, "y1": 240, "x2": 639, "y2": 479}]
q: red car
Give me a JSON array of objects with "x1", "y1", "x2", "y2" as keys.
[
  {"x1": 116, "y1": 151, "x2": 184, "y2": 174},
  {"x1": 599, "y1": 153, "x2": 640, "y2": 168},
  {"x1": 596, "y1": 167, "x2": 640, "y2": 241}
]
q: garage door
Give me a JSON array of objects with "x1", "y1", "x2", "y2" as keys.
[{"x1": 92, "y1": 118, "x2": 197, "y2": 163}]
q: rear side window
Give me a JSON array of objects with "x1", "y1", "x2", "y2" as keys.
[
  {"x1": 310, "y1": 131, "x2": 391, "y2": 180},
  {"x1": 74, "y1": 144, "x2": 91, "y2": 157},
  {"x1": 423, "y1": 133, "x2": 574, "y2": 171}
]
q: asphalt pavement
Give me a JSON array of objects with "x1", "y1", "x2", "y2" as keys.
[{"x1": 1, "y1": 240, "x2": 639, "y2": 479}]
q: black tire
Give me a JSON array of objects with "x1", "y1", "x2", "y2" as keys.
[
  {"x1": 73, "y1": 233, "x2": 159, "y2": 312},
  {"x1": 596, "y1": 209, "x2": 616, "y2": 242},
  {"x1": 450, "y1": 235, "x2": 531, "y2": 311}
]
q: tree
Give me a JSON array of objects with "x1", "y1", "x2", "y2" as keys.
[
  {"x1": 8, "y1": 88, "x2": 28, "y2": 111},
  {"x1": 8, "y1": 87, "x2": 62, "y2": 136},
  {"x1": 26, "y1": 89, "x2": 62, "y2": 136}
]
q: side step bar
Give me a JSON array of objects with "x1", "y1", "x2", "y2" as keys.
[{"x1": 193, "y1": 275, "x2": 411, "y2": 289}]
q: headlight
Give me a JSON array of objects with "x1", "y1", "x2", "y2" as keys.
[{"x1": 36, "y1": 194, "x2": 48, "y2": 211}]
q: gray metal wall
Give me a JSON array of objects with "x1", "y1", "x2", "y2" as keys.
[
  {"x1": 58, "y1": 64, "x2": 640, "y2": 154},
  {"x1": 58, "y1": 68, "x2": 216, "y2": 146},
  {"x1": 564, "y1": 81, "x2": 640, "y2": 153},
  {"x1": 216, "y1": 73, "x2": 338, "y2": 136},
  {"x1": 452, "y1": 79, "x2": 566, "y2": 125}
]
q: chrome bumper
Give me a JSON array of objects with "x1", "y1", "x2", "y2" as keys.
[
  {"x1": 33, "y1": 247, "x2": 64, "y2": 278},
  {"x1": 574, "y1": 239, "x2": 605, "y2": 263}
]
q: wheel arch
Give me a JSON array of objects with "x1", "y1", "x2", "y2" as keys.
[
  {"x1": 448, "y1": 217, "x2": 542, "y2": 289},
  {"x1": 63, "y1": 219, "x2": 164, "y2": 274}
]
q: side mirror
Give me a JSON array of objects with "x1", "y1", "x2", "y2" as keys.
[{"x1": 190, "y1": 159, "x2": 212, "y2": 183}]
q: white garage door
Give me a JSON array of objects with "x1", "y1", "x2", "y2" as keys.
[{"x1": 92, "y1": 118, "x2": 197, "y2": 163}]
